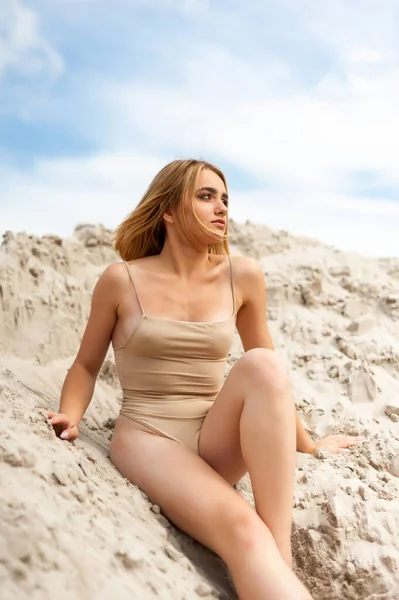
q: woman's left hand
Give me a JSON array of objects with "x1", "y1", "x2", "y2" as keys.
[{"x1": 307, "y1": 434, "x2": 365, "y2": 456}]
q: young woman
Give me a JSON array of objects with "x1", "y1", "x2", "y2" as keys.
[{"x1": 48, "y1": 159, "x2": 362, "y2": 600}]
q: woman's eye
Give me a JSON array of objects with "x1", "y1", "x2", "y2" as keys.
[{"x1": 201, "y1": 194, "x2": 211, "y2": 200}]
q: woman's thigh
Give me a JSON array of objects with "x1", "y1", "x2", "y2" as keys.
[
  {"x1": 198, "y1": 363, "x2": 247, "y2": 485},
  {"x1": 109, "y1": 420, "x2": 263, "y2": 561},
  {"x1": 199, "y1": 349, "x2": 284, "y2": 485}
]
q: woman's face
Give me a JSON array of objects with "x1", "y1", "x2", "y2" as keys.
[{"x1": 185, "y1": 168, "x2": 229, "y2": 244}]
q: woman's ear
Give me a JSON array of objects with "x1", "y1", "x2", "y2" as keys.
[{"x1": 163, "y1": 210, "x2": 174, "y2": 225}]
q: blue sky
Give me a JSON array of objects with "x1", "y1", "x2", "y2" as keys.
[{"x1": 1, "y1": 0, "x2": 399, "y2": 257}]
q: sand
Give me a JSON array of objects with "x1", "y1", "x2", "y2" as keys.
[{"x1": 1, "y1": 221, "x2": 399, "y2": 599}]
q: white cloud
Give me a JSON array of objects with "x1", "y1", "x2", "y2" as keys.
[
  {"x1": 0, "y1": 0, "x2": 63, "y2": 79},
  {"x1": 104, "y1": 42, "x2": 399, "y2": 194},
  {"x1": 347, "y1": 49, "x2": 383, "y2": 65}
]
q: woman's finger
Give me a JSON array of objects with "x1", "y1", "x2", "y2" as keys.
[
  {"x1": 339, "y1": 439, "x2": 365, "y2": 448},
  {"x1": 48, "y1": 414, "x2": 69, "y2": 426},
  {"x1": 60, "y1": 427, "x2": 78, "y2": 441},
  {"x1": 47, "y1": 411, "x2": 67, "y2": 422}
]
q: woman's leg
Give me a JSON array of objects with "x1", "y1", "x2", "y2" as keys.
[
  {"x1": 199, "y1": 348, "x2": 297, "y2": 566},
  {"x1": 109, "y1": 422, "x2": 312, "y2": 600}
]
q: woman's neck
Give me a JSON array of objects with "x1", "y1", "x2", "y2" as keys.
[{"x1": 158, "y1": 238, "x2": 211, "y2": 279}]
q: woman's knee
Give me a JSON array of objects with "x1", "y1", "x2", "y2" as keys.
[
  {"x1": 236, "y1": 348, "x2": 290, "y2": 391},
  {"x1": 219, "y1": 506, "x2": 274, "y2": 558}
]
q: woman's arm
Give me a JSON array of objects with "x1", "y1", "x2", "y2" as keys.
[
  {"x1": 234, "y1": 257, "x2": 315, "y2": 454},
  {"x1": 57, "y1": 263, "x2": 122, "y2": 428}
]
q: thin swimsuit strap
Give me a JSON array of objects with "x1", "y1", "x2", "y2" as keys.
[
  {"x1": 123, "y1": 261, "x2": 146, "y2": 316},
  {"x1": 123, "y1": 254, "x2": 236, "y2": 319},
  {"x1": 227, "y1": 254, "x2": 237, "y2": 314}
]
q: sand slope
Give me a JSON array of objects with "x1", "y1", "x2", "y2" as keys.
[{"x1": 1, "y1": 222, "x2": 399, "y2": 599}]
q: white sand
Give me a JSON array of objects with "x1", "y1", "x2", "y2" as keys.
[{"x1": 1, "y1": 221, "x2": 399, "y2": 599}]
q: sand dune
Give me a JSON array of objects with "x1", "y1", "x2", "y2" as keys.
[{"x1": 1, "y1": 221, "x2": 399, "y2": 599}]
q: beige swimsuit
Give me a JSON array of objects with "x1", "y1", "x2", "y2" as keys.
[{"x1": 113, "y1": 256, "x2": 237, "y2": 454}]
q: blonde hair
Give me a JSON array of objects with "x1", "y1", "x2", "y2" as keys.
[{"x1": 114, "y1": 159, "x2": 230, "y2": 261}]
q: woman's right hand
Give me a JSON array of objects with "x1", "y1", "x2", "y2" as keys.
[{"x1": 47, "y1": 411, "x2": 79, "y2": 441}]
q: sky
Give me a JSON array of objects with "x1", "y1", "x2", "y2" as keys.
[{"x1": 1, "y1": 0, "x2": 399, "y2": 258}]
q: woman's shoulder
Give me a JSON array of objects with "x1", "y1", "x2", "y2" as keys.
[
  {"x1": 99, "y1": 257, "x2": 159, "y2": 289},
  {"x1": 230, "y1": 254, "x2": 263, "y2": 280},
  {"x1": 97, "y1": 261, "x2": 136, "y2": 291},
  {"x1": 104, "y1": 256, "x2": 154, "y2": 277},
  {"x1": 93, "y1": 262, "x2": 127, "y2": 295},
  {"x1": 101, "y1": 261, "x2": 128, "y2": 279},
  {"x1": 228, "y1": 256, "x2": 265, "y2": 312},
  {"x1": 230, "y1": 256, "x2": 265, "y2": 311}
]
